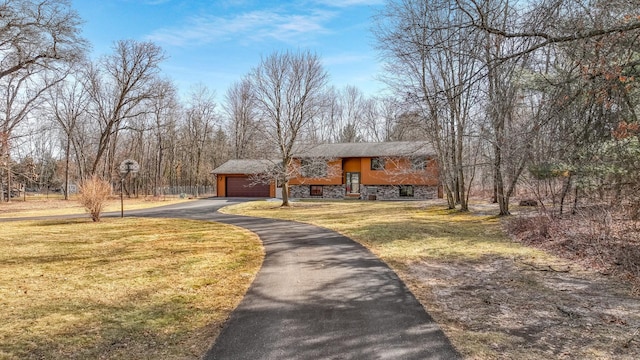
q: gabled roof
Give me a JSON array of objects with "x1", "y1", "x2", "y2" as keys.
[
  {"x1": 295, "y1": 141, "x2": 433, "y2": 158},
  {"x1": 211, "y1": 159, "x2": 276, "y2": 174}
]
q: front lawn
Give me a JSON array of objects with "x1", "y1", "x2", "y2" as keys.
[
  {"x1": 0, "y1": 218, "x2": 263, "y2": 359},
  {"x1": 221, "y1": 200, "x2": 640, "y2": 359}
]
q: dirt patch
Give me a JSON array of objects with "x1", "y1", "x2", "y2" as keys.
[{"x1": 401, "y1": 256, "x2": 640, "y2": 359}]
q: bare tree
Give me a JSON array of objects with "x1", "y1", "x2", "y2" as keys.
[
  {"x1": 250, "y1": 50, "x2": 329, "y2": 206},
  {"x1": 148, "y1": 79, "x2": 179, "y2": 196},
  {"x1": 308, "y1": 86, "x2": 341, "y2": 143},
  {"x1": 0, "y1": 0, "x2": 84, "y2": 201},
  {"x1": 84, "y1": 40, "x2": 165, "y2": 177},
  {"x1": 338, "y1": 85, "x2": 366, "y2": 142},
  {"x1": 375, "y1": 0, "x2": 482, "y2": 211},
  {"x1": 361, "y1": 97, "x2": 389, "y2": 142},
  {"x1": 477, "y1": 0, "x2": 534, "y2": 215},
  {"x1": 224, "y1": 77, "x2": 262, "y2": 159},
  {"x1": 460, "y1": 0, "x2": 640, "y2": 63},
  {"x1": 45, "y1": 73, "x2": 89, "y2": 199},
  {"x1": 184, "y1": 84, "x2": 218, "y2": 197},
  {"x1": 0, "y1": 66, "x2": 69, "y2": 201},
  {"x1": 0, "y1": 0, "x2": 85, "y2": 80}
]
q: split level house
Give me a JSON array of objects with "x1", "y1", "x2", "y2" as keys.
[{"x1": 211, "y1": 141, "x2": 441, "y2": 200}]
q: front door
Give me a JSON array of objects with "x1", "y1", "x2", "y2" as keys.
[{"x1": 346, "y1": 172, "x2": 360, "y2": 194}]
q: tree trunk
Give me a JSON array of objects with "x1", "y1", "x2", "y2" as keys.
[
  {"x1": 444, "y1": 184, "x2": 456, "y2": 209},
  {"x1": 495, "y1": 142, "x2": 510, "y2": 216},
  {"x1": 155, "y1": 143, "x2": 163, "y2": 197},
  {"x1": 492, "y1": 169, "x2": 498, "y2": 203},
  {"x1": 281, "y1": 180, "x2": 290, "y2": 207},
  {"x1": 559, "y1": 174, "x2": 572, "y2": 216},
  {"x1": 64, "y1": 134, "x2": 70, "y2": 200},
  {"x1": 457, "y1": 119, "x2": 468, "y2": 211},
  {"x1": 6, "y1": 161, "x2": 12, "y2": 203}
]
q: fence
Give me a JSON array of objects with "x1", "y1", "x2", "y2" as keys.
[
  {"x1": 159, "y1": 186, "x2": 216, "y2": 197},
  {"x1": 118, "y1": 185, "x2": 216, "y2": 198}
]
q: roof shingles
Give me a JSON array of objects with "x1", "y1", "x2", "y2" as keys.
[
  {"x1": 211, "y1": 142, "x2": 433, "y2": 174},
  {"x1": 211, "y1": 159, "x2": 276, "y2": 174}
]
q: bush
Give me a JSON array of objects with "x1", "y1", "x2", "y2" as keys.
[
  {"x1": 78, "y1": 175, "x2": 111, "y2": 222},
  {"x1": 506, "y1": 214, "x2": 553, "y2": 242}
]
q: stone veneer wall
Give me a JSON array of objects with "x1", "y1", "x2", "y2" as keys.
[
  {"x1": 361, "y1": 185, "x2": 438, "y2": 200},
  {"x1": 289, "y1": 185, "x2": 345, "y2": 199},
  {"x1": 291, "y1": 184, "x2": 437, "y2": 200}
]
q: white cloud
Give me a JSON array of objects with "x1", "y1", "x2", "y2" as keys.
[{"x1": 146, "y1": 9, "x2": 336, "y2": 47}]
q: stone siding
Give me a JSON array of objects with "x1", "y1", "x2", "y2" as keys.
[
  {"x1": 290, "y1": 185, "x2": 345, "y2": 199},
  {"x1": 290, "y1": 184, "x2": 437, "y2": 200},
  {"x1": 361, "y1": 185, "x2": 438, "y2": 200},
  {"x1": 289, "y1": 185, "x2": 310, "y2": 198}
]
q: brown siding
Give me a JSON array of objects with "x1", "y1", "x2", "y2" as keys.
[
  {"x1": 361, "y1": 157, "x2": 439, "y2": 186},
  {"x1": 343, "y1": 158, "x2": 362, "y2": 173},
  {"x1": 217, "y1": 175, "x2": 226, "y2": 197},
  {"x1": 289, "y1": 156, "x2": 439, "y2": 188}
]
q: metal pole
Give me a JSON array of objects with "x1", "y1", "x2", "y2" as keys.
[{"x1": 121, "y1": 178, "x2": 124, "y2": 218}]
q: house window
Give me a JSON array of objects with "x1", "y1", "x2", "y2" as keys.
[
  {"x1": 301, "y1": 158, "x2": 328, "y2": 178},
  {"x1": 346, "y1": 172, "x2": 360, "y2": 194},
  {"x1": 399, "y1": 185, "x2": 414, "y2": 197},
  {"x1": 411, "y1": 157, "x2": 427, "y2": 170},
  {"x1": 371, "y1": 157, "x2": 385, "y2": 170},
  {"x1": 310, "y1": 185, "x2": 323, "y2": 197}
]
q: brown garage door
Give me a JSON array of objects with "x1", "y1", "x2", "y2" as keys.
[{"x1": 226, "y1": 176, "x2": 270, "y2": 197}]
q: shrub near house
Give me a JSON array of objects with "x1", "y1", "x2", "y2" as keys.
[{"x1": 212, "y1": 142, "x2": 441, "y2": 200}]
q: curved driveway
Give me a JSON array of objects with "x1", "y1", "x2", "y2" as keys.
[{"x1": 13, "y1": 199, "x2": 460, "y2": 359}]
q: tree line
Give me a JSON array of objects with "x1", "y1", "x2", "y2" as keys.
[
  {"x1": 375, "y1": 0, "x2": 640, "y2": 217},
  {"x1": 2, "y1": 0, "x2": 639, "y2": 218}
]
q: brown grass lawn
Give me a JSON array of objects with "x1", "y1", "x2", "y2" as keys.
[
  {"x1": 222, "y1": 200, "x2": 640, "y2": 359},
  {"x1": 0, "y1": 217, "x2": 263, "y2": 359},
  {"x1": 0, "y1": 196, "x2": 192, "y2": 219}
]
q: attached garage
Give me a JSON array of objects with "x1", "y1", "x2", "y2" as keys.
[
  {"x1": 225, "y1": 176, "x2": 270, "y2": 197},
  {"x1": 211, "y1": 159, "x2": 277, "y2": 198}
]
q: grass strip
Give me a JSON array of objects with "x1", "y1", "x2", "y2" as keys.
[{"x1": 0, "y1": 197, "x2": 192, "y2": 218}]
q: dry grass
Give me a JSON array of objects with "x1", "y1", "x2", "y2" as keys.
[
  {"x1": 222, "y1": 200, "x2": 640, "y2": 359},
  {"x1": 0, "y1": 196, "x2": 192, "y2": 219},
  {"x1": 0, "y1": 217, "x2": 263, "y2": 359}
]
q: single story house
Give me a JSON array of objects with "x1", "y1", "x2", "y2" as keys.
[{"x1": 211, "y1": 141, "x2": 441, "y2": 200}]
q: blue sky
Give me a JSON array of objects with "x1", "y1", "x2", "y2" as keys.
[{"x1": 72, "y1": 0, "x2": 386, "y2": 100}]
